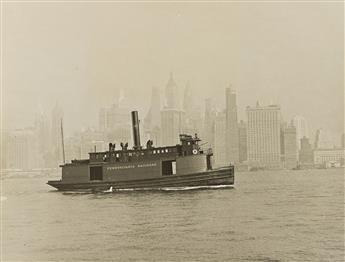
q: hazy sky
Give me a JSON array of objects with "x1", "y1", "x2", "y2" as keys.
[{"x1": 3, "y1": 2, "x2": 344, "y2": 141}]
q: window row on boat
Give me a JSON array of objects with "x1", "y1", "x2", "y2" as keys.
[{"x1": 89, "y1": 146, "x2": 178, "y2": 163}]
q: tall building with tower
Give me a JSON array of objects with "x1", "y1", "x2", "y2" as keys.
[
  {"x1": 160, "y1": 73, "x2": 185, "y2": 146},
  {"x1": 246, "y1": 103, "x2": 282, "y2": 169},
  {"x1": 225, "y1": 87, "x2": 239, "y2": 164}
]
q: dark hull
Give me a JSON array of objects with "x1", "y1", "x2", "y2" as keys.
[{"x1": 47, "y1": 167, "x2": 234, "y2": 191}]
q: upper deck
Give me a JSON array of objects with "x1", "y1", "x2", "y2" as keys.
[{"x1": 66, "y1": 134, "x2": 209, "y2": 166}]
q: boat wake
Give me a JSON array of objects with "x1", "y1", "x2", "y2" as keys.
[
  {"x1": 108, "y1": 184, "x2": 233, "y2": 192},
  {"x1": 158, "y1": 184, "x2": 233, "y2": 191},
  {"x1": 103, "y1": 186, "x2": 113, "y2": 193},
  {"x1": 59, "y1": 185, "x2": 233, "y2": 194}
]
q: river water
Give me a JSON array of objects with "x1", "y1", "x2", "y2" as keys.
[{"x1": 2, "y1": 169, "x2": 344, "y2": 261}]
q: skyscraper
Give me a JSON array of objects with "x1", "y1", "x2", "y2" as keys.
[
  {"x1": 299, "y1": 136, "x2": 314, "y2": 165},
  {"x1": 165, "y1": 73, "x2": 179, "y2": 109},
  {"x1": 246, "y1": 103, "x2": 282, "y2": 169},
  {"x1": 161, "y1": 108, "x2": 183, "y2": 146},
  {"x1": 51, "y1": 103, "x2": 64, "y2": 165},
  {"x1": 314, "y1": 129, "x2": 321, "y2": 149},
  {"x1": 225, "y1": 87, "x2": 239, "y2": 164},
  {"x1": 238, "y1": 120, "x2": 247, "y2": 163},
  {"x1": 316, "y1": 129, "x2": 334, "y2": 149},
  {"x1": 204, "y1": 98, "x2": 216, "y2": 149},
  {"x1": 183, "y1": 81, "x2": 193, "y2": 115},
  {"x1": 144, "y1": 86, "x2": 161, "y2": 145},
  {"x1": 144, "y1": 87, "x2": 161, "y2": 129},
  {"x1": 293, "y1": 115, "x2": 309, "y2": 149},
  {"x1": 34, "y1": 111, "x2": 51, "y2": 168},
  {"x1": 214, "y1": 111, "x2": 227, "y2": 167},
  {"x1": 161, "y1": 73, "x2": 185, "y2": 145},
  {"x1": 106, "y1": 103, "x2": 131, "y2": 130},
  {"x1": 97, "y1": 92, "x2": 132, "y2": 147},
  {"x1": 282, "y1": 123, "x2": 298, "y2": 169}
]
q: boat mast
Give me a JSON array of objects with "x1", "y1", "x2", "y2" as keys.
[{"x1": 60, "y1": 118, "x2": 66, "y2": 164}]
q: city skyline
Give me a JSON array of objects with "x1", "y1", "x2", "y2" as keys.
[
  {"x1": 3, "y1": 71, "x2": 343, "y2": 142},
  {"x1": 2, "y1": 81, "x2": 344, "y2": 171},
  {"x1": 2, "y1": 74, "x2": 343, "y2": 147},
  {"x1": 3, "y1": 3, "x2": 344, "y2": 141}
]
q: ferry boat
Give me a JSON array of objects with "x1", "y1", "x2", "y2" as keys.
[{"x1": 47, "y1": 111, "x2": 234, "y2": 191}]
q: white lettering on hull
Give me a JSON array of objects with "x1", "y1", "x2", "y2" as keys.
[{"x1": 106, "y1": 162, "x2": 157, "y2": 171}]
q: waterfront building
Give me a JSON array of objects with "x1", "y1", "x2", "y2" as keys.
[
  {"x1": 214, "y1": 111, "x2": 227, "y2": 167},
  {"x1": 2, "y1": 128, "x2": 39, "y2": 170},
  {"x1": 282, "y1": 123, "x2": 298, "y2": 169},
  {"x1": 238, "y1": 120, "x2": 247, "y2": 163},
  {"x1": 314, "y1": 148, "x2": 345, "y2": 168},
  {"x1": 1, "y1": 130, "x2": 12, "y2": 170},
  {"x1": 246, "y1": 103, "x2": 282, "y2": 169},
  {"x1": 225, "y1": 87, "x2": 239, "y2": 164}
]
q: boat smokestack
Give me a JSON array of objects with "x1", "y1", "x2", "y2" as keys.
[{"x1": 131, "y1": 111, "x2": 141, "y2": 150}]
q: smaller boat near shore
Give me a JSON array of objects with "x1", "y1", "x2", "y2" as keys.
[{"x1": 47, "y1": 111, "x2": 234, "y2": 192}]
